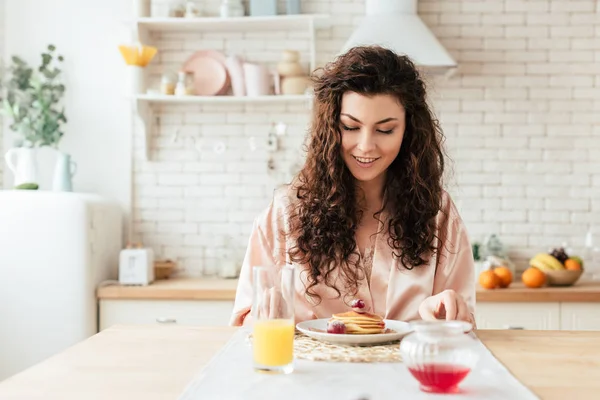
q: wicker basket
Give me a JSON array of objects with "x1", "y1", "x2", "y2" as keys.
[{"x1": 154, "y1": 260, "x2": 176, "y2": 280}]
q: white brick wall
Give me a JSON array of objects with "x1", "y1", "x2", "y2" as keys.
[{"x1": 130, "y1": 0, "x2": 600, "y2": 276}]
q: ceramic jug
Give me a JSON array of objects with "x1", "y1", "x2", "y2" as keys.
[
  {"x1": 52, "y1": 151, "x2": 77, "y2": 192},
  {"x1": 243, "y1": 63, "x2": 279, "y2": 96},
  {"x1": 5, "y1": 147, "x2": 39, "y2": 187}
]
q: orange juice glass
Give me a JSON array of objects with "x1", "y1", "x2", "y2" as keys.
[{"x1": 252, "y1": 265, "x2": 295, "y2": 374}]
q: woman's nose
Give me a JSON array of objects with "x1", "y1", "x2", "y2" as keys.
[{"x1": 356, "y1": 131, "x2": 376, "y2": 153}]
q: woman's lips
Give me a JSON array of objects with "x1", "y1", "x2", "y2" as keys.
[{"x1": 352, "y1": 155, "x2": 380, "y2": 168}]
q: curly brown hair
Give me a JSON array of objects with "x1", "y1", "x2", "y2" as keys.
[{"x1": 287, "y1": 45, "x2": 447, "y2": 304}]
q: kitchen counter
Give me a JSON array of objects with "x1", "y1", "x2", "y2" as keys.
[
  {"x1": 96, "y1": 277, "x2": 600, "y2": 302},
  {"x1": 0, "y1": 325, "x2": 598, "y2": 400},
  {"x1": 97, "y1": 278, "x2": 239, "y2": 300},
  {"x1": 476, "y1": 280, "x2": 600, "y2": 302}
]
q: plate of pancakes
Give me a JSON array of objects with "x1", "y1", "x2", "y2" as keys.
[{"x1": 296, "y1": 309, "x2": 413, "y2": 345}]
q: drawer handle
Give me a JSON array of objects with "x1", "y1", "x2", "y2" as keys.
[
  {"x1": 156, "y1": 317, "x2": 177, "y2": 324},
  {"x1": 504, "y1": 325, "x2": 524, "y2": 330}
]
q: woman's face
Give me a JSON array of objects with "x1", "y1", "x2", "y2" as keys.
[{"x1": 339, "y1": 92, "x2": 406, "y2": 184}]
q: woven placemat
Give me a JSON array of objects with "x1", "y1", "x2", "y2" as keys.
[{"x1": 293, "y1": 332, "x2": 403, "y2": 363}]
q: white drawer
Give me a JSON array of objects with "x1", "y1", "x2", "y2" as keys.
[
  {"x1": 99, "y1": 299, "x2": 234, "y2": 331},
  {"x1": 475, "y1": 302, "x2": 560, "y2": 330}
]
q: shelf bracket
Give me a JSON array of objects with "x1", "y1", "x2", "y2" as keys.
[{"x1": 134, "y1": 99, "x2": 154, "y2": 160}]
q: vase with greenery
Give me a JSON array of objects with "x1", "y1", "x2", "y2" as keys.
[{"x1": 0, "y1": 44, "x2": 67, "y2": 188}]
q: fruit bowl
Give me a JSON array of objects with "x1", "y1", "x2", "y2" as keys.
[{"x1": 544, "y1": 269, "x2": 583, "y2": 287}]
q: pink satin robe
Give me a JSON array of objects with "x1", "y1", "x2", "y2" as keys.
[{"x1": 230, "y1": 185, "x2": 476, "y2": 326}]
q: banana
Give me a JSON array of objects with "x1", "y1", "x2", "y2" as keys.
[
  {"x1": 529, "y1": 253, "x2": 565, "y2": 271},
  {"x1": 538, "y1": 253, "x2": 566, "y2": 270},
  {"x1": 530, "y1": 258, "x2": 553, "y2": 271}
]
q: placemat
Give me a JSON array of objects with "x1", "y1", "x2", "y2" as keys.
[
  {"x1": 294, "y1": 332, "x2": 401, "y2": 363},
  {"x1": 246, "y1": 331, "x2": 402, "y2": 363},
  {"x1": 178, "y1": 329, "x2": 540, "y2": 400}
]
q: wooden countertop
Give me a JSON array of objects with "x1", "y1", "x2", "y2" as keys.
[
  {"x1": 97, "y1": 278, "x2": 600, "y2": 303},
  {"x1": 476, "y1": 280, "x2": 600, "y2": 302},
  {"x1": 0, "y1": 326, "x2": 598, "y2": 400},
  {"x1": 97, "y1": 278, "x2": 239, "y2": 300}
]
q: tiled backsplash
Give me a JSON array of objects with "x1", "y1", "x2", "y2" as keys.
[{"x1": 132, "y1": 100, "x2": 309, "y2": 276}]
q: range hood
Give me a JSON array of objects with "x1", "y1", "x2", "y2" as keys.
[{"x1": 340, "y1": 0, "x2": 457, "y2": 76}]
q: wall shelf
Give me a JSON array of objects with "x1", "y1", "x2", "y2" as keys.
[
  {"x1": 134, "y1": 94, "x2": 313, "y2": 160},
  {"x1": 136, "y1": 93, "x2": 313, "y2": 104},
  {"x1": 132, "y1": 13, "x2": 328, "y2": 72},
  {"x1": 129, "y1": 6, "x2": 328, "y2": 161},
  {"x1": 135, "y1": 14, "x2": 329, "y2": 34}
]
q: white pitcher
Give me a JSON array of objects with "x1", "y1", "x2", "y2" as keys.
[{"x1": 4, "y1": 147, "x2": 40, "y2": 187}]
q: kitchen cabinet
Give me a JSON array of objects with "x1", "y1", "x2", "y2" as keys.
[
  {"x1": 99, "y1": 299, "x2": 600, "y2": 331},
  {"x1": 560, "y1": 303, "x2": 600, "y2": 331},
  {"x1": 476, "y1": 302, "x2": 600, "y2": 331},
  {"x1": 474, "y1": 282, "x2": 600, "y2": 330},
  {"x1": 96, "y1": 279, "x2": 600, "y2": 331},
  {"x1": 99, "y1": 300, "x2": 234, "y2": 331},
  {"x1": 476, "y1": 303, "x2": 561, "y2": 330}
]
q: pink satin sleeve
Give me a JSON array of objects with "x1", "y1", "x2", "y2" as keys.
[
  {"x1": 432, "y1": 210, "x2": 477, "y2": 325},
  {"x1": 229, "y1": 218, "x2": 278, "y2": 326}
]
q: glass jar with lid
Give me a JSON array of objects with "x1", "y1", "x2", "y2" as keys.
[
  {"x1": 399, "y1": 320, "x2": 479, "y2": 394},
  {"x1": 160, "y1": 72, "x2": 176, "y2": 95}
]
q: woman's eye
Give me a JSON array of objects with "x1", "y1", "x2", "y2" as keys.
[
  {"x1": 377, "y1": 129, "x2": 394, "y2": 134},
  {"x1": 342, "y1": 125, "x2": 359, "y2": 131}
]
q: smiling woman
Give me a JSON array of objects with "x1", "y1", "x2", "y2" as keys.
[{"x1": 231, "y1": 46, "x2": 475, "y2": 328}]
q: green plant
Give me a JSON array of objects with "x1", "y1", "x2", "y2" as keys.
[
  {"x1": 0, "y1": 44, "x2": 67, "y2": 148},
  {"x1": 472, "y1": 242, "x2": 481, "y2": 261}
]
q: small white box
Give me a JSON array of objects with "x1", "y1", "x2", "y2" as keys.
[{"x1": 119, "y1": 247, "x2": 155, "y2": 286}]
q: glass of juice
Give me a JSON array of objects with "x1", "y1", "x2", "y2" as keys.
[
  {"x1": 251, "y1": 264, "x2": 295, "y2": 374},
  {"x1": 399, "y1": 320, "x2": 479, "y2": 394}
]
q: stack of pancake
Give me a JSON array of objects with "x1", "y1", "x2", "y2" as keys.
[{"x1": 328, "y1": 310, "x2": 385, "y2": 334}]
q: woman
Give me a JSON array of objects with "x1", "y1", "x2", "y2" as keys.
[{"x1": 230, "y1": 45, "x2": 475, "y2": 327}]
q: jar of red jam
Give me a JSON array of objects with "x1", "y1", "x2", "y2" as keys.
[{"x1": 399, "y1": 320, "x2": 479, "y2": 394}]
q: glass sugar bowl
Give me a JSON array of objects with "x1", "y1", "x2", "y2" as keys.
[{"x1": 399, "y1": 320, "x2": 479, "y2": 394}]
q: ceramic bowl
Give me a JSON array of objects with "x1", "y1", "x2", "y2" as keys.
[{"x1": 544, "y1": 269, "x2": 583, "y2": 286}]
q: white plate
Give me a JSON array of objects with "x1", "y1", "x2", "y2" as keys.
[{"x1": 296, "y1": 318, "x2": 412, "y2": 345}]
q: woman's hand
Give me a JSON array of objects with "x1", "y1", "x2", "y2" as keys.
[
  {"x1": 256, "y1": 284, "x2": 294, "y2": 320},
  {"x1": 419, "y1": 289, "x2": 473, "y2": 323},
  {"x1": 258, "y1": 287, "x2": 284, "y2": 319}
]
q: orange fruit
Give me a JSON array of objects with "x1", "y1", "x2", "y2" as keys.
[
  {"x1": 493, "y1": 266, "x2": 513, "y2": 288},
  {"x1": 522, "y1": 267, "x2": 546, "y2": 288},
  {"x1": 479, "y1": 270, "x2": 500, "y2": 289},
  {"x1": 564, "y1": 259, "x2": 582, "y2": 271}
]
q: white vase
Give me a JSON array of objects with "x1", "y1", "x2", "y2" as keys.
[
  {"x1": 52, "y1": 151, "x2": 77, "y2": 192},
  {"x1": 130, "y1": 65, "x2": 146, "y2": 95},
  {"x1": 4, "y1": 147, "x2": 40, "y2": 187}
]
